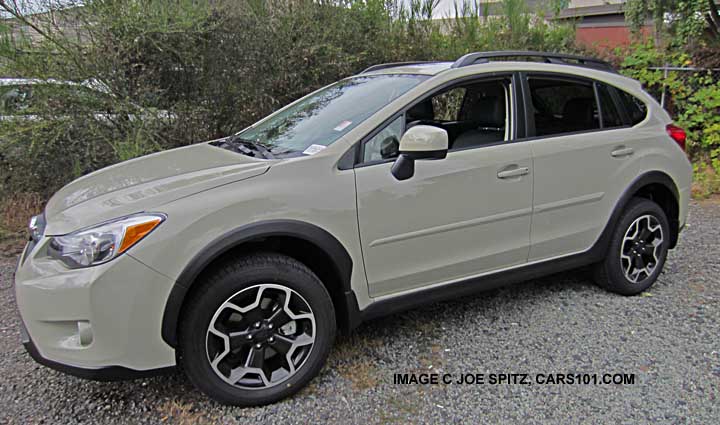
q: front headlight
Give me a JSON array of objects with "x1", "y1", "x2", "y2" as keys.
[
  {"x1": 28, "y1": 213, "x2": 46, "y2": 242},
  {"x1": 48, "y1": 213, "x2": 165, "y2": 268}
]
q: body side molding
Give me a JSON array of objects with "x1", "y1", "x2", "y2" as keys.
[{"x1": 360, "y1": 170, "x2": 680, "y2": 322}]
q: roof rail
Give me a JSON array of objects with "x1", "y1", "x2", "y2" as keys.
[
  {"x1": 451, "y1": 51, "x2": 616, "y2": 73},
  {"x1": 361, "y1": 61, "x2": 440, "y2": 74}
]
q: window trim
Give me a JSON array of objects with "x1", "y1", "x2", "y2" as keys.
[
  {"x1": 358, "y1": 114, "x2": 406, "y2": 165},
  {"x1": 352, "y1": 72, "x2": 518, "y2": 168},
  {"x1": 607, "y1": 84, "x2": 632, "y2": 125},
  {"x1": 595, "y1": 81, "x2": 628, "y2": 129},
  {"x1": 593, "y1": 82, "x2": 605, "y2": 128},
  {"x1": 524, "y1": 72, "x2": 605, "y2": 139},
  {"x1": 517, "y1": 71, "x2": 531, "y2": 138},
  {"x1": 340, "y1": 71, "x2": 643, "y2": 171},
  {"x1": 516, "y1": 72, "x2": 637, "y2": 144},
  {"x1": 614, "y1": 86, "x2": 650, "y2": 127}
]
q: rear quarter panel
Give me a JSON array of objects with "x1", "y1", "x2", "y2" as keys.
[{"x1": 630, "y1": 89, "x2": 692, "y2": 229}]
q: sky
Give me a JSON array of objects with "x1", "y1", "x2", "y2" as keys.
[
  {"x1": 397, "y1": 0, "x2": 478, "y2": 18},
  {"x1": 406, "y1": 0, "x2": 506, "y2": 18}
]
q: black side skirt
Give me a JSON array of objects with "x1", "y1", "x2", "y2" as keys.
[{"x1": 359, "y1": 248, "x2": 600, "y2": 322}]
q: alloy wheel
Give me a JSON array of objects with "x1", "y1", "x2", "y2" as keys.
[
  {"x1": 205, "y1": 284, "x2": 316, "y2": 390},
  {"x1": 620, "y1": 214, "x2": 664, "y2": 284}
]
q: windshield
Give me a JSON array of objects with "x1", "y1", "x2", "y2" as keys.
[{"x1": 235, "y1": 74, "x2": 428, "y2": 156}]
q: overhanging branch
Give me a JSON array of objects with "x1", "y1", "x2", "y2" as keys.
[{"x1": 0, "y1": 0, "x2": 87, "y2": 73}]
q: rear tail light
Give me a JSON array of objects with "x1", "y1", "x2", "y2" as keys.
[{"x1": 666, "y1": 124, "x2": 686, "y2": 151}]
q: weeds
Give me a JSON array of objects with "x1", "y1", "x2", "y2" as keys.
[{"x1": 157, "y1": 401, "x2": 218, "y2": 425}]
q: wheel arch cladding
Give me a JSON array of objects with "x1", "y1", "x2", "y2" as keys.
[
  {"x1": 161, "y1": 220, "x2": 359, "y2": 347},
  {"x1": 620, "y1": 171, "x2": 681, "y2": 249}
]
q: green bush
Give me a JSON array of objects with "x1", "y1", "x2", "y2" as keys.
[
  {"x1": 619, "y1": 41, "x2": 720, "y2": 195},
  {"x1": 1, "y1": 0, "x2": 577, "y2": 200}
]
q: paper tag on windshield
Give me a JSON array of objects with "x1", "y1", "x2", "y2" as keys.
[
  {"x1": 333, "y1": 120, "x2": 352, "y2": 132},
  {"x1": 303, "y1": 144, "x2": 327, "y2": 155}
]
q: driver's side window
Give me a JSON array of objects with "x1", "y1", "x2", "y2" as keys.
[
  {"x1": 431, "y1": 88, "x2": 466, "y2": 122},
  {"x1": 360, "y1": 76, "x2": 512, "y2": 164},
  {"x1": 362, "y1": 115, "x2": 403, "y2": 163}
]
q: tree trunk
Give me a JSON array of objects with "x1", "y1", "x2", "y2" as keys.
[{"x1": 708, "y1": 0, "x2": 720, "y2": 38}]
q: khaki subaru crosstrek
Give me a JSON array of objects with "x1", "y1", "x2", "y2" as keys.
[{"x1": 15, "y1": 51, "x2": 692, "y2": 406}]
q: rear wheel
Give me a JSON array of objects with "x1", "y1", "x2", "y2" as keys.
[
  {"x1": 178, "y1": 253, "x2": 335, "y2": 406},
  {"x1": 594, "y1": 197, "x2": 670, "y2": 295}
]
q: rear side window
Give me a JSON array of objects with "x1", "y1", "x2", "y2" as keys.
[
  {"x1": 616, "y1": 89, "x2": 648, "y2": 125},
  {"x1": 596, "y1": 83, "x2": 624, "y2": 128},
  {"x1": 528, "y1": 77, "x2": 599, "y2": 136}
]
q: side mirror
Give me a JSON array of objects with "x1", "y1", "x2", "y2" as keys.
[{"x1": 391, "y1": 125, "x2": 448, "y2": 181}]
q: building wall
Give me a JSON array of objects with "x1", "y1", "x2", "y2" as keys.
[
  {"x1": 556, "y1": 1, "x2": 655, "y2": 53},
  {"x1": 3, "y1": 7, "x2": 87, "y2": 47},
  {"x1": 576, "y1": 25, "x2": 652, "y2": 52}
]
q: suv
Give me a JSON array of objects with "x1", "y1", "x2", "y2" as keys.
[{"x1": 15, "y1": 51, "x2": 692, "y2": 406}]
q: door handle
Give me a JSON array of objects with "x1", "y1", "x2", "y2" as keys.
[
  {"x1": 497, "y1": 166, "x2": 529, "y2": 179},
  {"x1": 611, "y1": 146, "x2": 634, "y2": 158}
]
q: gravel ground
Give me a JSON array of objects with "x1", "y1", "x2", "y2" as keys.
[{"x1": 1, "y1": 201, "x2": 718, "y2": 424}]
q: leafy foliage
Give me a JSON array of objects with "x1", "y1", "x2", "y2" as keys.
[
  {"x1": 0, "y1": 0, "x2": 577, "y2": 199},
  {"x1": 620, "y1": 41, "x2": 720, "y2": 196},
  {"x1": 625, "y1": 0, "x2": 720, "y2": 47}
]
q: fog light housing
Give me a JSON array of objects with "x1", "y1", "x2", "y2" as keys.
[{"x1": 77, "y1": 321, "x2": 93, "y2": 346}]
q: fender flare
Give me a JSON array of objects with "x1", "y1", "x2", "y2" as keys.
[
  {"x1": 160, "y1": 220, "x2": 354, "y2": 347},
  {"x1": 590, "y1": 170, "x2": 680, "y2": 257}
]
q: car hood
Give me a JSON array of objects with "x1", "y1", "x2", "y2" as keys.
[{"x1": 44, "y1": 142, "x2": 270, "y2": 235}]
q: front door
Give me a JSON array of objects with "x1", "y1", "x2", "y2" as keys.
[{"x1": 354, "y1": 76, "x2": 533, "y2": 297}]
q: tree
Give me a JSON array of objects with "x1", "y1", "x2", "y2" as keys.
[{"x1": 625, "y1": 0, "x2": 720, "y2": 47}]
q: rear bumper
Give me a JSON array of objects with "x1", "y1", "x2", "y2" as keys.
[
  {"x1": 20, "y1": 321, "x2": 174, "y2": 381},
  {"x1": 671, "y1": 186, "x2": 691, "y2": 249}
]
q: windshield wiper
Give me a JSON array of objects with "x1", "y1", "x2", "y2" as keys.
[{"x1": 223, "y1": 136, "x2": 276, "y2": 159}]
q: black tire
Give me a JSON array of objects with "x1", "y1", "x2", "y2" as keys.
[
  {"x1": 593, "y1": 197, "x2": 670, "y2": 295},
  {"x1": 178, "y1": 253, "x2": 336, "y2": 406}
]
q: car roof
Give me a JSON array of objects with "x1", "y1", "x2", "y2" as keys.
[
  {"x1": 359, "y1": 61, "x2": 641, "y2": 91},
  {"x1": 358, "y1": 51, "x2": 628, "y2": 81}
]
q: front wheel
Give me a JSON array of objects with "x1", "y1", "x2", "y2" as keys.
[
  {"x1": 178, "y1": 253, "x2": 336, "y2": 406},
  {"x1": 594, "y1": 197, "x2": 670, "y2": 295}
]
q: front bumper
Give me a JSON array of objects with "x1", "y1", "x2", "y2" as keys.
[
  {"x1": 15, "y1": 238, "x2": 178, "y2": 375},
  {"x1": 20, "y1": 321, "x2": 173, "y2": 381}
]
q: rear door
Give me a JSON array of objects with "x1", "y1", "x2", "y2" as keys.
[{"x1": 524, "y1": 73, "x2": 633, "y2": 261}]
